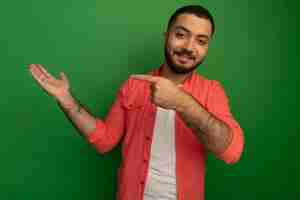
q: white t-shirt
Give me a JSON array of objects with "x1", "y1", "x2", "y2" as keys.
[{"x1": 143, "y1": 107, "x2": 177, "y2": 200}]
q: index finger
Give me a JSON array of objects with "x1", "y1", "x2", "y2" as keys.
[{"x1": 130, "y1": 74, "x2": 160, "y2": 83}]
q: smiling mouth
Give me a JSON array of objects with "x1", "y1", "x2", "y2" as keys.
[{"x1": 176, "y1": 54, "x2": 194, "y2": 63}]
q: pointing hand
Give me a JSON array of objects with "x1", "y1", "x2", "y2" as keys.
[{"x1": 130, "y1": 74, "x2": 187, "y2": 110}]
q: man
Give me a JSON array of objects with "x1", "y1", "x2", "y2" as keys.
[{"x1": 29, "y1": 5, "x2": 244, "y2": 200}]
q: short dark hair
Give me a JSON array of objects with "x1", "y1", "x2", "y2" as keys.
[{"x1": 167, "y1": 5, "x2": 215, "y2": 36}]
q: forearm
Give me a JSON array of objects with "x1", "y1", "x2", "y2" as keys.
[
  {"x1": 55, "y1": 92, "x2": 97, "y2": 138},
  {"x1": 175, "y1": 91, "x2": 232, "y2": 155}
]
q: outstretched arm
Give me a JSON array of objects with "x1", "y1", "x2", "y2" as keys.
[
  {"x1": 29, "y1": 64, "x2": 126, "y2": 153},
  {"x1": 28, "y1": 64, "x2": 97, "y2": 137}
]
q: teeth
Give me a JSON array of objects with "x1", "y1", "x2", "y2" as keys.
[{"x1": 181, "y1": 56, "x2": 189, "y2": 59}]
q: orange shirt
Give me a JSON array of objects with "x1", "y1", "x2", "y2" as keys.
[{"x1": 87, "y1": 66, "x2": 244, "y2": 200}]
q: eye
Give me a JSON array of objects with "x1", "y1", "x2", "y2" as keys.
[
  {"x1": 197, "y1": 39, "x2": 208, "y2": 46},
  {"x1": 175, "y1": 32, "x2": 185, "y2": 39}
]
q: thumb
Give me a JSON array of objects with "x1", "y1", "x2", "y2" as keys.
[{"x1": 59, "y1": 72, "x2": 69, "y2": 83}]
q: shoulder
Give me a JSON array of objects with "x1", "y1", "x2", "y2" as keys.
[
  {"x1": 188, "y1": 72, "x2": 229, "y2": 106},
  {"x1": 120, "y1": 68, "x2": 158, "y2": 91},
  {"x1": 119, "y1": 72, "x2": 153, "y2": 94},
  {"x1": 193, "y1": 73, "x2": 226, "y2": 92},
  {"x1": 118, "y1": 71, "x2": 153, "y2": 107},
  {"x1": 188, "y1": 72, "x2": 212, "y2": 95}
]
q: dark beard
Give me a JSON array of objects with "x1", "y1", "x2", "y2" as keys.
[{"x1": 164, "y1": 45, "x2": 204, "y2": 74}]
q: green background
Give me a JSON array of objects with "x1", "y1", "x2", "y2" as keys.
[{"x1": 1, "y1": 0, "x2": 299, "y2": 199}]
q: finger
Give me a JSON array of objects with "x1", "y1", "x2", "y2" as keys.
[
  {"x1": 28, "y1": 64, "x2": 39, "y2": 74},
  {"x1": 59, "y1": 72, "x2": 68, "y2": 83},
  {"x1": 130, "y1": 74, "x2": 160, "y2": 83},
  {"x1": 29, "y1": 64, "x2": 48, "y2": 82},
  {"x1": 30, "y1": 67, "x2": 49, "y2": 87},
  {"x1": 36, "y1": 64, "x2": 52, "y2": 79},
  {"x1": 31, "y1": 76, "x2": 52, "y2": 96}
]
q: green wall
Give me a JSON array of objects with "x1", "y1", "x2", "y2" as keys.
[{"x1": 1, "y1": 0, "x2": 299, "y2": 199}]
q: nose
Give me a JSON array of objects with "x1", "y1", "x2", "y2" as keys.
[{"x1": 183, "y1": 38, "x2": 195, "y2": 52}]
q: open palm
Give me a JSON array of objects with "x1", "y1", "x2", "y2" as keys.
[{"x1": 28, "y1": 64, "x2": 70, "y2": 99}]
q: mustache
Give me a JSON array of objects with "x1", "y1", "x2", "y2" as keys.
[{"x1": 174, "y1": 49, "x2": 195, "y2": 60}]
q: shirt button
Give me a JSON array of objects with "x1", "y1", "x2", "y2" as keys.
[
  {"x1": 143, "y1": 159, "x2": 148, "y2": 163},
  {"x1": 146, "y1": 136, "x2": 151, "y2": 141},
  {"x1": 140, "y1": 181, "x2": 145, "y2": 185}
]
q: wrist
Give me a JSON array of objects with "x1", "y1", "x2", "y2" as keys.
[
  {"x1": 55, "y1": 93, "x2": 78, "y2": 110},
  {"x1": 174, "y1": 90, "x2": 193, "y2": 113}
]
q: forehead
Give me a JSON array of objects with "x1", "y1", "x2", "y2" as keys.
[{"x1": 171, "y1": 14, "x2": 212, "y2": 38}]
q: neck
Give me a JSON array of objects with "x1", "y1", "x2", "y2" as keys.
[{"x1": 160, "y1": 63, "x2": 193, "y2": 85}]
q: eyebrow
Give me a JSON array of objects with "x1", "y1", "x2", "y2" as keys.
[{"x1": 174, "y1": 25, "x2": 210, "y2": 40}]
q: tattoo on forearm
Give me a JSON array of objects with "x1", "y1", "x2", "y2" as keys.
[
  {"x1": 57, "y1": 95, "x2": 97, "y2": 137},
  {"x1": 177, "y1": 96, "x2": 231, "y2": 153}
]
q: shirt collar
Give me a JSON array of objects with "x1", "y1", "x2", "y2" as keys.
[{"x1": 152, "y1": 64, "x2": 195, "y2": 89}]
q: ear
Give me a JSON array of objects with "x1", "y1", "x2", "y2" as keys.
[
  {"x1": 163, "y1": 31, "x2": 170, "y2": 44},
  {"x1": 163, "y1": 31, "x2": 168, "y2": 38}
]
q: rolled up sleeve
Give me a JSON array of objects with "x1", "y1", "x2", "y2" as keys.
[
  {"x1": 86, "y1": 81, "x2": 128, "y2": 154},
  {"x1": 206, "y1": 80, "x2": 244, "y2": 164}
]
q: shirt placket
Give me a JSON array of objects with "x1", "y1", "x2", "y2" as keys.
[{"x1": 140, "y1": 101, "x2": 157, "y2": 198}]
